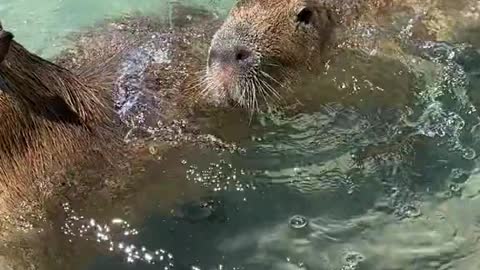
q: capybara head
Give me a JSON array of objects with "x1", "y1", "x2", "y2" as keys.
[{"x1": 203, "y1": 0, "x2": 338, "y2": 112}]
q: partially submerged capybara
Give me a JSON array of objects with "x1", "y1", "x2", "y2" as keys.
[
  {"x1": 200, "y1": 0, "x2": 417, "y2": 112},
  {"x1": 0, "y1": 0, "x2": 471, "y2": 217},
  {"x1": 56, "y1": 0, "x2": 476, "y2": 119},
  {"x1": 0, "y1": 22, "x2": 122, "y2": 216},
  {"x1": 49, "y1": 1, "x2": 410, "y2": 120},
  {"x1": 0, "y1": 11, "x2": 235, "y2": 270},
  {"x1": 200, "y1": 0, "x2": 479, "y2": 113},
  {"x1": 0, "y1": 1, "x2": 477, "y2": 269}
]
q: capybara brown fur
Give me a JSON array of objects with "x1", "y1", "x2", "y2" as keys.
[
  {"x1": 0, "y1": 22, "x2": 122, "y2": 218},
  {"x1": 0, "y1": 0, "x2": 467, "y2": 221},
  {"x1": 0, "y1": 1, "x2": 477, "y2": 269},
  {"x1": 200, "y1": 0, "x2": 470, "y2": 113},
  {"x1": 201, "y1": 0, "x2": 399, "y2": 110},
  {"x1": 0, "y1": 12, "x2": 236, "y2": 270}
]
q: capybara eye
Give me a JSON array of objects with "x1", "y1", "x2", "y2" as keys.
[{"x1": 296, "y1": 7, "x2": 313, "y2": 25}]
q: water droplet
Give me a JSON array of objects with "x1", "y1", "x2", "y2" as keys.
[
  {"x1": 448, "y1": 183, "x2": 462, "y2": 196},
  {"x1": 462, "y1": 147, "x2": 476, "y2": 160},
  {"x1": 448, "y1": 51, "x2": 456, "y2": 60},
  {"x1": 405, "y1": 206, "x2": 422, "y2": 218},
  {"x1": 145, "y1": 253, "x2": 153, "y2": 261},
  {"x1": 289, "y1": 215, "x2": 309, "y2": 229},
  {"x1": 112, "y1": 218, "x2": 124, "y2": 224},
  {"x1": 149, "y1": 145, "x2": 158, "y2": 155}
]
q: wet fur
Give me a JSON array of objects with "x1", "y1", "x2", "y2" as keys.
[
  {"x1": 0, "y1": 24, "x2": 122, "y2": 213},
  {"x1": 0, "y1": 11, "x2": 228, "y2": 270},
  {"x1": 202, "y1": 0, "x2": 425, "y2": 113}
]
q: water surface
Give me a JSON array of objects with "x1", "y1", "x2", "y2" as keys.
[{"x1": 1, "y1": 1, "x2": 480, "y2": 270}]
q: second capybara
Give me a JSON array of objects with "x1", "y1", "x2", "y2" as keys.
[{"x1": 200, "y1": 0, "x2": 478, "y2": 113}]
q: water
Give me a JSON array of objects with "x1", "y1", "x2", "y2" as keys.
[
  {"x1": 0, "y1": 0, "x2": 232, "y2": 57},
  {"x1": 1, "y1": 0, "x2": 480, "y2": 270}
]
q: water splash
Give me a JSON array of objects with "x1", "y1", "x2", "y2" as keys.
[
  {"x1": 404, "y1": 41, "x2": 479, "y2": 159},
  {"x1": 113, "y1": 34, "x2": 246, "y2": 153},
  {"x1": 114, "y1": 33, "x2": 172, "y2": 132}
]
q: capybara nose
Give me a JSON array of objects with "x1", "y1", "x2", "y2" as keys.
[
  {"x1": 233, "y1": 47, "x2": 252, "y2": 62},
  {"x1": 208, "y1": 45, "x2": 254, "y2": 68}
]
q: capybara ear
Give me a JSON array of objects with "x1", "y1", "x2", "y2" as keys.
[{"x1": 0, "y1": 30, "x2": 14, "y2": 63}]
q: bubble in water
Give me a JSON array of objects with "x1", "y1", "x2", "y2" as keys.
[
  {"x1": 448, "y1": 183, "x2": 462, "y2": 197},
  {"x1": 462, "y1": 147, "x2": 476, "y2": 160},
  {"x1": 449, "y1": 168, "x2": 470, "y2": 183},
  {"x1": 341, "y1": 251, "x2": 365, "y2": 270},
  {"x1": 289, "y1": 215, "x2": 309, "y2": 229},
  {"x1": 403, "y1": 205, "x2": 422, "y2": 218}
]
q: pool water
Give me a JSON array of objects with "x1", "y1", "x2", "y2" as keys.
[
  {"x1": 0, "y1": 0, "x2": 233, "y2": 57},
  {"x1": 1, "y1": 0, "x2": 480, "y2": 270}
]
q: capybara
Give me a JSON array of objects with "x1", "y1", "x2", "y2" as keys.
[
  {"x1": 201, "y1": 0, "x2": 478, "y2": 113},
  {"x1": 0, "y1": 22, "x2": 122, "y2": 218}
]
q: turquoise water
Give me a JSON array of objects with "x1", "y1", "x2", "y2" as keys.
[
  {"x1": 0, "y1": 0, "x2": 234, "y2": 57},
  {"x1": 2, "y1": 1, "x2": 480, "y2": 270}
]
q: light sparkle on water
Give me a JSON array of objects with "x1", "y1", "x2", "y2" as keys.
[
  {"x1": 184, "y1": 159, "x2": 256, "y2": 193},
  {"x1": 60, "y1": 202, "x2": 174, "y2": 267}
]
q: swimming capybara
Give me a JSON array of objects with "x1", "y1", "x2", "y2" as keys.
[{"x1": 200, "y1": 0, "x2": 478, "y2": 114}]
